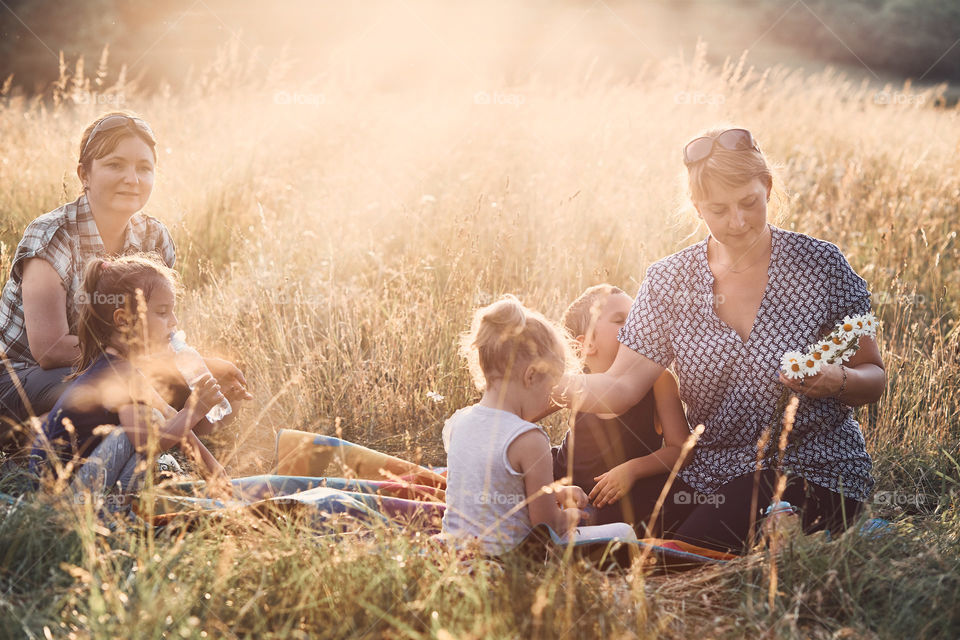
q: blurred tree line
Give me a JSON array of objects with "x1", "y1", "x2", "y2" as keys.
[
  {"x1": 761, "y1": 0, "x2": 960, "y2": 80},
  {"x1": 1, "y1": 0, "x2": 957, "y2": 94},
  {"x1": 0, "y1": 0, "x2": 265, "y2": 93}
]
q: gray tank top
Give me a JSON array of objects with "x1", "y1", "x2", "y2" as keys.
[{"x1": 441, "y1": 404, "x2": 549, "y2": 554}]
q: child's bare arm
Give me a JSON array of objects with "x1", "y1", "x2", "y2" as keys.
[
  {"x1": 554, "y1": 485, "x2": 588, "y2": 509},
  {"x1": 590, "y1": 371, "x2": 691, "y2": 508},
  {"x1": 181, "y1": 431, "x2": 231, "y2": 494},
  {"x1": 507, "y1": 430, "x2": 580, "y2": 534},
  {"x1": 117, "y1": 374, "x2": 222, "y2": 452},
  {"x1": 133, "y1": 369, "x2": 225, "y2": 437},
  {"x1": 590, "y1": 449, "x2": 682, "y2": 508},
  {"x1": 652, "y1": 369, "x2": 692, "y2": 457}
]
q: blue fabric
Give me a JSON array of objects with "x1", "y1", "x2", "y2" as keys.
[
  {"x1": 151, "y1": 483, "x2": 390, "y2": 528},
  {"x1": 312, "y1": 434, "x2": 357, "y2": 448},
  {"x1": 264, "y1": 486, "x2": 390, "y2": 525},
  {"x1": 173, "y1": 475, "x2": 424, "y2": 502}
]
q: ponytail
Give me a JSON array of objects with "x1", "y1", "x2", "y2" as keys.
[{"x1": 71, "y1": 253, "x2": 180, "y2": 378}]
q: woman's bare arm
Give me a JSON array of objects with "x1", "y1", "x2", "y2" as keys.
[
  {"x1": 835, "y1": 335, "x2": 885, "y2": 405},
  {"x1": 778, "y1": 335, "x2": 885, "y2": 406},
  {"x1": 21, "y1": 258, "x2": 79, "y2": 369},
  {"x1": 567, "y1": 344, "x2": 665, "y2": 415}
]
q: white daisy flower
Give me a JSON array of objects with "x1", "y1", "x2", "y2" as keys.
[
  {"x1": 799, "y1": 354, "x2": 823, "y2": 377},
  {"x1": 837, "y1": 316, "x2": 860, "y2": 342},
  {"x1": 847, "y1": 313, "x2": 878, "y2": 338},
  {"x1": 827, "y1": 333, "x2": 850, "y2": 352},
  {"x1": 825, "y1": 337, "x2": 857, "y2": 363},
  {"x1": 808, "y1": 343, "x2": 833, "y2": 366},
  {"x1": 810, "y1": 340, "x2": 836, "y2": 362},
  {"x1": 858, "y1": 312, "x2": 879, "y2": 337},
  {"x1": 838, "y1": 316, "x2": 857, "y2": 333},
  {"x1": 780, "y1": 351, "x2": 806, "y2": 380},
  {"x1": 851, "y1": 315, "x2": 869, "y2": 336},
  {"x1": 426, "y1": 390, "x2": 445, "y2": 403},
  {"x1": 781, "y1": 308, "x2": 877, "y2": 383}
]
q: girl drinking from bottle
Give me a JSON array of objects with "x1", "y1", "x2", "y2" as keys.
[
  {"x1": 30, "y1": 254, "x2": 230, "y2": 494},
  {"x1": 0, "y1": 112, "x2": 248, "y2": 454},
  {"x1": 441, "y1": 295, "x2": 592, "y2": 555}
]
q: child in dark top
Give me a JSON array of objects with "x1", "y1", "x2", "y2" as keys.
[
  {"x1": 552, "y1": 285, "x2": 692, "y2": 534},
  {"x1": 31, "y1": 254, "x2": 232, "y2": 494}
]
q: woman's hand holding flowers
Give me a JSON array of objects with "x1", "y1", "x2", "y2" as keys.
[
  {"x1": 778, "y1": 363, "x2": 845, "y2": 399},
  {"x1": 779, "y1": 312, "x2": 877, "y2": 401}
]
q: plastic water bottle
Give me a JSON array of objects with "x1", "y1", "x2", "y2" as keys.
[
  {"x1": 763, "y1": 500, "x2": 800, "y2": 552},
  {"x1": 169, "y1": 330, "x2": 231, "y2": 422},
  {"x1": 765, "y1": 500, "x2": 796, "y2": 517}
]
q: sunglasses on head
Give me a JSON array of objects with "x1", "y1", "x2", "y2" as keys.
[
  {"x1": 81, "y1": 115, "x2": 155, "y2": 158},
  {"x1": 683, "y1": 128, "x2": 761, "y2": 165}
]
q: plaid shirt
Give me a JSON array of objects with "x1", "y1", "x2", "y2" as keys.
[{"x1": 0, "y1": 195, "x2": 175, "y2": 370}]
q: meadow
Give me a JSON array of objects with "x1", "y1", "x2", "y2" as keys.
[{"x1": 1, "y1": 33, "x2": 959, "y2": 638}]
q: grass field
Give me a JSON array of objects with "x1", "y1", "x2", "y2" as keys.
[{"x1": 1, "y1": 23, "x2": 959, "y2": 639}]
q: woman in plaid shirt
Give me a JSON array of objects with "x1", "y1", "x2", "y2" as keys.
[{"x1": 1, "y1": 112, "x2": 248, "y2": 443}]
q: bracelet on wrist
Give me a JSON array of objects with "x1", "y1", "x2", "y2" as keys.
[{"x1": 837, "y1": 364, "x2": 848, "y2": 400}]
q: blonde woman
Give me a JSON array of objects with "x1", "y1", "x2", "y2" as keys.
[{"x1": 561, "y1": 128, "x2": 886, "y2": 553}]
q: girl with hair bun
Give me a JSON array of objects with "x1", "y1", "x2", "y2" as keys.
[
  {"x1": 30, "y1": 254, "x2": 230, "y2": 495},
  {"x1": 440, "y1": 295, "x2": 592, "y2": 554}
]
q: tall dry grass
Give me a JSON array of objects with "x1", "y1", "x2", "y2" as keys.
[{"x1": 1, "y1": 31, "x2": 959, "y2": 639}]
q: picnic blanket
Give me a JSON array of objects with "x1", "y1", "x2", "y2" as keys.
[
  {"x1": 135, "y1": 474, "x2": 445, "y2": 530},
  {"x1": 275, "y1": 429, "x2": 447, "y2": 488},
  {"x1": 131, "y1": 431, "x2": 737, "y2": 570},
  {"x1": 124, "y1": 430, "x2": 891, "y2": 573},
  {"x1": 514, "y1": 523, "x2": 737, "y2": 571}
]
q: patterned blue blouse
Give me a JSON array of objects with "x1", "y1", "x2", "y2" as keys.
[{"x1": 618, "y1": 225, "x2": 874, "y2": 502}]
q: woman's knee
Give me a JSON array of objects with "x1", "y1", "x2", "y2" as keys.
[
  {"x1": 1, "y1": 365, "x2": 72, "y2": 421},
  {"x1": 795, "y1": 482, "x2": 864, "y2": 535}
]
